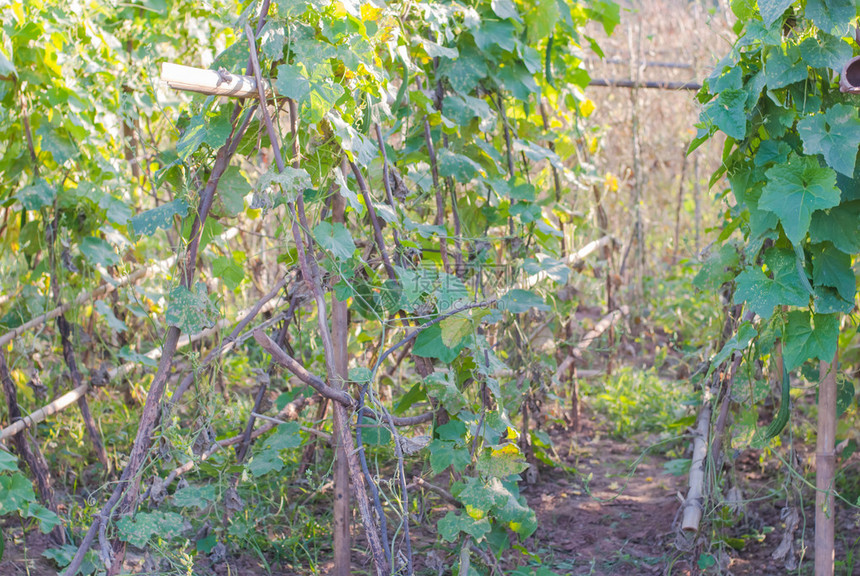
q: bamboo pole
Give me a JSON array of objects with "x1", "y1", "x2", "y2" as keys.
[
  {"x1": 681, "y1": 389, "x2": 712, "y2": 531},
  {"x1": 816, "y1": 355, "x2": 837, "y2": 576},
  {"x1": 588, "y1": 78, "x2": 702, "y2": 91}
]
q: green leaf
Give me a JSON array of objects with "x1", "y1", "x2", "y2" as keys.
[
  {"x1": 764, "y1": 45, "x2": 807, "y2": 89},
  {"x1": 710, "y1": 322, "x2": 757, "y2": 370},
  {"x1": 258, "y1": 166, "x2": 311, "y2": 204},
  {"x1": 0, "y1": 49, "x2": 15, "y2": 76},
  {"x1": 806, "y1": 0, "x2": 854, "y2": 35},
  {"x1": 16, "y1": 179, "x2": 56, "y2": 211},
  {"x1": 438, "y1": 511, "x2": 491, "y2": 542},
  {"x1": 328, "y1": 114, "x2": 376, "y2": 165},
  {"x1": 438, "y1": 149, "x2": 484, "y2": 182},
  {"x1": 165, "y1": 282, "x2": 219, "y2": 334},
  {"x1": 118, "y1": 346, "x2": 158, "y2": 367},
  {"x1": 0, "y1": 451, "x2": 18, "y2": 474},
  {"x1": 498, "y1": 289, "x2": 549, "y2": 313},
  {"x1": 476, "y1": 446, "x2": 528, "y2": 478},
  {"x1": 414, "y1": 324, "x2": 464, "y2": 364},
  {"x1": 734, "y1": 248, "x2": 810, "y2": 318},
  {"x1": 526, "y1": 0, "x2": 560, "y2": 43},
  {"x1": 429, "y1": 439, "x2": 471, "y2": 474},
  {"x1": 212, "y1": 256, "x2": 245, "y2": 291},
  {"x1": 99, "y1": 195, "x2": 132, "y2": 225},
  {"x1": 273, "y1": 64, "x2": 311, "y2": 101},
  {"x1": 456, "y1": 476, "x2": 507, "y2": 511},
  {"x1": 248, "y1": 448, "x2": 284, "y2": 477},
  {"x1": 759, "y1": 155, "x2": 840, "y2": 245},
  {"x1": 94, "y1": 300, "x2": 127, "y2": 333},
  {"x1": 491, "y1": 0, "x2": 522, "y2": 22},
  {"x1": 424, "y1": 371, "x2": 467, "y2": 412},
  {"x1": 783, "y1": 311, "x2": 839, "y2": 370},
  {"x1": 217, "y1": 166, "x2": 251, "y2": 216},
  {"x1": 473, "y1": 21, "x2": 517, "y2": 52},
  {"x1": 703, "y1": 90, "x2": 747, "y2": 140},
  {"x1": 37, "y1": 124, "x2": 77, "y2": 164},
  {"x1": 758, "y1": 0, "x2": 794, "y2": 27},
  {"x1": 441, "y1": 47, "x2": 488, "y2": 94},
  {"x1": 116, "y1": 511, "x2": 186, "y2": 548},
  {"x1": 436, "y1": 420, "x2": 468, "y2": 443},
  {"x1": 24, "y1": 503, "x2": 61, "y2": 534},
  {"x1": 797, "y1": 104, "x2": 860, "y2": 177},
  {"x1": 266, "y1": 422, "x2": 303, "y2": 450},
  {"x1": 837, "y1": 375, "x2": 854, "y2": 417},
  {"x1": 0, "y1": 473, "x2": 36, "y2": 515},
  {"x1": 440, "y1": 314, "x2": 472, "y2": 348},
  {"x1": 177, "y1": 115, "x2": 207, "y2": 161},
  {"x1": 79, "y1": 237, "x2": 119, "y2": 267},
  {"x1": 313, "y1": 222, "x2": 356, "y2": 260},
  {"x1": 810, "y1": 201, "x2": 860, "y2": 254},
  {"x1": 693, "y1": 244, "x2": 740, "y2": 291},
  {"x1": 172, "y1": 485, "x2": 216, "y2": 509},
  {"x1": 130, "y1": 198, "x2": 189, "y2": 237},
  {"x1": 799, "y1": 34, "x2": 852, "y2": 71},
  {"x1": 421, "y1": 38, "x2": 458, "y2": 59},
  {"x1": 394, "y1": 383, "x2": 426, "y2": 415},
  {"x1": 810, "y1": 243, "x2": 855, "y2": 302}
]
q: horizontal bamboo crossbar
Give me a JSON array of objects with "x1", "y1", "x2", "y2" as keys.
[{"x1": 589, "y1": 78, "x2": 702, "y2": 91}]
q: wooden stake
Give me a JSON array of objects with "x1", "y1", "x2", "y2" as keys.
[{"x1": 816, "y1": 355, "x2": 837, "y2": 576}]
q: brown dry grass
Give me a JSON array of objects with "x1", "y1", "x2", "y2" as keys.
[{"x1": 584, "y1": 0, "x2": 735, "y2": 271}]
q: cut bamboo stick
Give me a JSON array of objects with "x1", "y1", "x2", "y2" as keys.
[
  {"x1": 161, "y1": 63, "x2": 271, "y2": 99},
  {"x1": 681, "y1": 391, "x2": 712, "y2": 531}
]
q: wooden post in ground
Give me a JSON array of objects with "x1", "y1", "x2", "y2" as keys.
[
  {"x1": 816, "y1": 355, "x2": 837, "y2": 576},
  {"x1": 331, "y1": 173, "x2": 351, "y2": 576}
]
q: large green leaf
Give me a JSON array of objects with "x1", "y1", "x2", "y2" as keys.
[
  {"x1": 130, "y1": 198, "x2": 190, "y2": 237},
  {"x1": 429, "y1": 439, "x2": 471, "y2": 474},
  {"x1": 328, "y1": 114, "x2": 376, "y2": 165},
  {"x1": 79, "y1": 237, "x2": 119, "y2": 267},
  {"x1": 116, "y1": 511, "x2": 186, "y2": 548},
  {"x1": 782, "y1": 310, "x2": 839, "y2": 370},
  {"x1": 810, "y1": 200, "x2": 860, "y2": 253},
  {"x1": 805, "y1": 0, "x2": 854, "y2": 35},
  {"x1": 799, "y1": 34, "x2": 852, "y2": 71},
  {"x1": 16, "y1": 179, "x2": 55, "y2": 211},
  {"x1": 491, "y1": 0, "x2": 522, "y2": 22},
  {"x1": 273, "y1": 63, "x2": 311, "y2": 101},
  {"x1": 763, "y1": 45, "x2": 807, "y2": 89},
  {"x1": 703, "y1": 89, "x2": 747, "y2": 140},
  {"x1": 437, "y1": 511, "x2": 491, "y2": 542},
  {"x1": 441, "y1": 46, "x2": 488, "y2": 95},
  {"x1": 810, "y1": 242, "x2": 855, "y2": 302},
  {"x1": 414, "y1": 324, "x2": 465, "y2": 364},
  {"x1": 313, "y1": 221, "x2": 356, "y2": 260},
  {"x1": 498, "y1": 289, "x2": 549, "y2": 313},
  {"x1": 165, "y1": 282, "x2": 219, "y2": 334},
  {"x1": 734, "y1": 248, "x2": 809, "y2": 317},
  {"x1": 0, "y1": 473, "x2": 35, "y2": 515},
  {"x1": 759, "y1": 155, "x2": 840, "y2": 245},
  {"x1": 797, "y1": 104, "x2": 860, "y2": 177},
  {"x1": 758, "y1": 0, "x2": 794, "y2": 27},
  {"x1": 0, "y1": 451, "x2": 17, "y2": 474}
]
